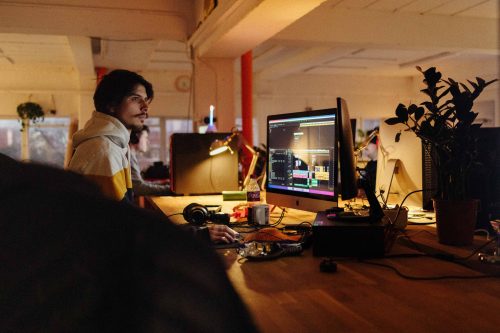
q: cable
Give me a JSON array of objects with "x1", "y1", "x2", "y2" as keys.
[
  {"x1": 279, "y1": 221, "x2": 312, "y2": 230},
  {"x1": 268, "y1": 207, "x2": 286, "y2": 227},
  {"x1": 407, "y1": 221, "x2": 436, "y2": 225},
  {"x1": 359, "y1": 259, "x2": 499, "y2": 280},
  {"x1": 459, "y1": 237, "x2": 497, "y2": 261},
  {"x1": 166, "y1": 212, "x2": 183, "y2": 218},
  {"x1": 401, "y1": 229, "x2": 498, "y2": 261}
]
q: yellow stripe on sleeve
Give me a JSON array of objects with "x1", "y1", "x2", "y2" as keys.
[{"x1": 85, "y1": 167, "x2": 132, "y2": 201}]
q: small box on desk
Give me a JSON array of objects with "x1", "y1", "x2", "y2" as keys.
[{"x1": 312, "y1": 212, "x2": 385, "y2": 258}]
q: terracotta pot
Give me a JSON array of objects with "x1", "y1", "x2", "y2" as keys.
[{"x1": 433, "y1": 199, "x2": 478, "y2": 246}]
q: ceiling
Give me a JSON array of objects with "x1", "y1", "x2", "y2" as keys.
[
  {"x1": 253, "y1": 0, "x2": 499, "y2": 80},
  {"x1": 0, "y1": 0, "x2": 498, "y2": 88}
]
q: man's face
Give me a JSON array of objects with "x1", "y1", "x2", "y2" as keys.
[{"x1": 113, "y1": 84, "x2": 150, "y2": 131}]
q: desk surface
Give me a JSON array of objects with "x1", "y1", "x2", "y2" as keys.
[{"x1": 147, "y1": 195, "x2": 500, "y2": 333}]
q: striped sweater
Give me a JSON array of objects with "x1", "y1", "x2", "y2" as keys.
[{"x1": 68, "y1": 111, "x2": 133, "y2": 202}]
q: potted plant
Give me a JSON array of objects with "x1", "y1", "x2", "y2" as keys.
[
  {"x1": 385, "y1": 66, "x2": 497, "y2": 245},
  {"x1": 17, "y1": 102, "x2": 45, "y2": 131}
]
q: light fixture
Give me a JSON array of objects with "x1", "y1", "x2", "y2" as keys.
[
  {"x1": 355, "y1": 128, "x2": 379, "y2": 155},
  {"x1": 209, "y1": 130, "x2": 259, "y2": 188}
]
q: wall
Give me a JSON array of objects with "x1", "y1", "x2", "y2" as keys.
[
  {"x1": 1, "y1": 64, "x2": 497, "y2": 135},
  {"x1": 247, "y1": 73, "x2": 414, "y2": 146},
  {"x1": 0, "y1": 69, "x2": 193, "y2": 126},
  {"x1": 245, "y1": 70, "x2": 499, "y2": 146}
]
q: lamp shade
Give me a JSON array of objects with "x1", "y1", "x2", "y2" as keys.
[
  {"x1": 209, "y1": 139, "x2": 229, "y2": 156},
  {"x1": 208, "y1": 130, "x2": 259, "y2": 188}
]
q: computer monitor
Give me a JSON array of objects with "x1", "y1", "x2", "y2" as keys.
[{"x1": 266, "y1": 97, "x2": 359, "y2": 213}]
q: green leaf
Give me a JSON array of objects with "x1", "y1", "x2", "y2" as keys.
[
  {"x1": 420, "y1": 88, "x2": 431, "y2": 97},
  {"x1": 467, "y1": 79, "x2": 478, "y2": 90},
  {"x1": 443, "y1": 108, "x2": 454, "y2": 119},
  {"x1": 437, "y1": 87, "x2": 450, "y2": 100},
  {"x1": 385, "y1": 117, "x2": 401, "y2": 125},
  {"x1": 395, "y1": 104, "x2": 409, "y2": 122},
  {"x1": 485, "y1": 78, "x2": 499, "y2": 87},
  {"x1": 459, "y1": 83, "x2": 471, "y2": 94},
  {"x1": 408, "y1": 104, "x2": 419, "y2": 115},
  {"x1": 415, "y1": 107, "x2": 425, "y2": 121},
  {"x1": 421, "y1": 101, "x2": 436, "y2": 113}
]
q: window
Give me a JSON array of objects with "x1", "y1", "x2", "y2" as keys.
[
  {"x1": 29, "y1": 118, "x2": 70, "y2": 168},
  {"x1": 0, "y1": 119, "x2": 22, "y2": 160},
  {"x1": 0, "y1": 117, "x2": 70, "y2": 168},
  {"x1": 137, "y1": 117, "x2": 193, "y2": 172}
]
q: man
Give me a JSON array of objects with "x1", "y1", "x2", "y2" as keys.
[
  {"x1": 129, "y1": 125, "x2": 170, "y2": 196},
  {"x1": 68, "y1": 69, "x2": 151, "y2": 202},
  {"x1": 69, "y1": 70, "x2": 238, "y2": 244},
  {"x1": 0, "y1": 153, "x2": 256, "y2": 332}
]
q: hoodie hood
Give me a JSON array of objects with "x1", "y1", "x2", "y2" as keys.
[{"x1": 73, "y1": 111, "x2": 130, "y2": 149}]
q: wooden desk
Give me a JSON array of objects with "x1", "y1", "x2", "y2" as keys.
[{"x1": 147, "y1": 195, "x2": 500, "y2": 333}]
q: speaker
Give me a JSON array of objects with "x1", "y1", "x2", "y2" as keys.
[{"x1": 182, "y1": 203, "x2": 230, "y2": 226}]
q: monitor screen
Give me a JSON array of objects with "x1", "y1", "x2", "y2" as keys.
[{"x1": 266, "y1": 108, "x2": 338, "y2": 212}]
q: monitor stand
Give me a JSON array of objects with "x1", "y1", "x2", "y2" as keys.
[
  {"x1": 312, "y1": 180, "x2": 386, "y2": 258},
  {"x1": 326, "y1": 179, "x2": 385, "y2": 223}
]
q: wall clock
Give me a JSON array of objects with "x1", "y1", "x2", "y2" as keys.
[{"x1": 175, "y1": 75, "x2": 191, "y2": 92}]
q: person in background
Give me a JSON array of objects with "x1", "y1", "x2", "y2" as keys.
[
  {"x1": 129, "y1": 125, "x2": 171, "y2": 196},
  {"x1": 130, "y1": 127, "x2": 238, "y2": 244},
  {"x1": 360, "y1": 127, "x2": 379, "y2": 194},
  {"x1": 68, "y1": 69, "x2": 152, "y2": 203},
  {"x1": 0, "y1": 153, "x2": 256, "y2": 332}
]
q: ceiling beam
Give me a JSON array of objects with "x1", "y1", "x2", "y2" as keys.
[
  {"x1": 0, "y1": 1, "x2": 189, "y2": 40},
  {"x1": 275, "y1": 7, "x2": 499, "y2": 52},
  {"x1": 67, "y1": 36, "x2": 96, "y2": 91},
  {"x1": 256, "y1": 46, "x2": 334, "y2": 80},
  {"x1": 189, "y1": 0, "x2": 327, "y2": 58}
]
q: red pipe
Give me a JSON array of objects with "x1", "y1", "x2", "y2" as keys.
[
  {"x1": 241, "y1": 51, "x2": 253, "y2": 174},
  {"x1": 95, "y1": 67, "x2": 107, "y2": 85},
  {"x1": 241, "y1": 51, "x2": 253, "y2": 145}
]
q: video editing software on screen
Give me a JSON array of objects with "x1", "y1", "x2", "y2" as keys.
[{"x1": 267, "y1": 114, "x2": 336, "y2": 197}]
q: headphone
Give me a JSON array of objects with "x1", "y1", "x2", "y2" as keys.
[{"x1": 182, "y1": 203, "x2": 230, "y2": 226}]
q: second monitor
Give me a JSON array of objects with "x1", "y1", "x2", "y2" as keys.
[{"x1": 170, "y1": 133, "x2": 239, "y2": 195}]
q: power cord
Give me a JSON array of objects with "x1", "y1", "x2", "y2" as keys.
[{"x1": 358, "y1": 259, "x2": 499, "y2": 280}]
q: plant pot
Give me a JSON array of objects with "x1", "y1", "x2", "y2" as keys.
[{"x1": 433, "y1": 199, "x2": 478, "y2": 246}]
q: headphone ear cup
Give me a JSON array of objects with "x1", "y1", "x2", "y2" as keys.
[{"x1": 183, "y1": 203, "x2": 209, "y2": 226}]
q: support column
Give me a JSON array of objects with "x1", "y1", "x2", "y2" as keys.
[
  {"x1": 241, "y1": 51, "x2": 253, "y2": 145},
  {"x1": 240, "y1": 51, "x2": 254, "y2": 177}
]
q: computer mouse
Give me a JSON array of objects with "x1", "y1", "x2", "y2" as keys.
[{"x1": 320, "y1": 258, "x2": 337, "y2": 273}]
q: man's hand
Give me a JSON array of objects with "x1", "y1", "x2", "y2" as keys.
[{"x1": 208, "y1": 224, "x2": 239, "y2": 243}]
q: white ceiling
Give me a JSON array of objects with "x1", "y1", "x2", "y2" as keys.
[
  {"x1": 0, "y1": 0, "x2": 498, "y2": 88},
  {"x1": 254, "y1": 0, "x2": 499, "y2": 79}
]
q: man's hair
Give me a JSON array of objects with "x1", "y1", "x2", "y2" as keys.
[
  {"x1": 130, "y1": 125, "x2": 149, "y2": 145},
  {"x1": 94, "y1": 69, "x2": 154, "y2": 114}
]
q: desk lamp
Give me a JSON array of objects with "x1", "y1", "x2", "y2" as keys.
[
  {"x1": 209, "y1": 130, "x2": 258, "y2": 188},
  {"x1": 355, "y1": 128, "x2": 379, "y2": 155}
]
